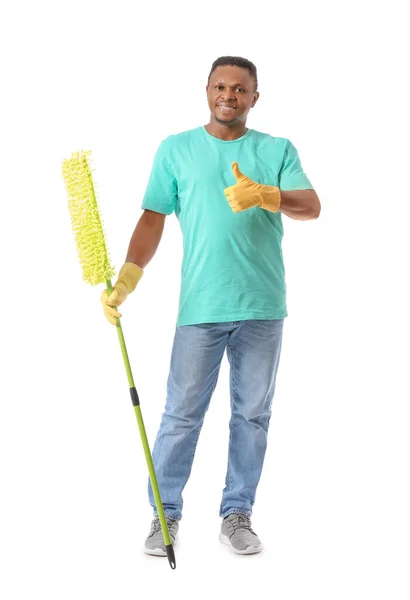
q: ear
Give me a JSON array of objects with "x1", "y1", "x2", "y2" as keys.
[{"x1": 251, "y1": 91, "x2": 260, "y2": 108}]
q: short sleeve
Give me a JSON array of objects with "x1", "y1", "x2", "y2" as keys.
[
  {"x1": 141, "y1": 140, "x2": 177, "y2": 215},
  {"x1": 279, "y1": 140, "x2": 314, "y2": 191}
]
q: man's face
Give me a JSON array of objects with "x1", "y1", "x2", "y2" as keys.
[{"x1": 206, "y1": 65, "x2": 259, "y2": 126}]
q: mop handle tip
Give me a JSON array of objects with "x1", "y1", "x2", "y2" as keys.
[{"x1": 166, "y1": 544, "x2": 176, "y2": 569}]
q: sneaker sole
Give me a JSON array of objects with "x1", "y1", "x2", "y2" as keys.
[{"x1": 219, "y1": 532, "x2": 263, "y2": 555}]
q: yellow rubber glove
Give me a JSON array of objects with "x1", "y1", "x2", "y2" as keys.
[
  {"x1": 223, "y1": 162, "x2": 281, "y2": 213},
  {"x1": 100, "y1": 262, "x2": 144, "y2": 325}
]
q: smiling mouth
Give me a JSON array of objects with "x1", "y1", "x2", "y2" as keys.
[{"x1": 217, "y1": 105, "x2": 237, "y2": 112}]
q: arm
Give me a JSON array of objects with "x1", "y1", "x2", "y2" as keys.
[
  {"x1": 224, "y1": 164, "x2": 321, "y2": 220},
  {"x1": 101, "y1": 136, "x2": 174, "y2": 325},
  {"x1": 224, "y1": 143, "x2": 320, "y2": 220},
  {"x1": 100, "y1": 209, "x2": 166, "y2": 325},
  {"x1": 279, "y1": 189, "x2": 321, "y2": 221},
  {"x1": 126, "y1": 209, "x2": 166, "y2": 268},
  {"x1": 278, "y1": 140, "x2": 320, "y2": 220}
]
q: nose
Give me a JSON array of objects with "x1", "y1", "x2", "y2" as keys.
[{"x1": 221, "y1": 88, "x2": 236, "y2": 101}]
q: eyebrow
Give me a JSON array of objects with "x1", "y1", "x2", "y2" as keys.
[{"x1": 214, "y1": 81, "x2": 247, "y2": 88}]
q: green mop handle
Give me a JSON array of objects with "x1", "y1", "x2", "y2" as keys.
[{"x1": 106, "y1": 279, "x2": 176, "y2": 570}]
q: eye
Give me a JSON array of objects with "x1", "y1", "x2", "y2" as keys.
[
  {"x1": 236, "y1": 88, "x2": 245, "y2": 93},
  {"x1": 216, "y1": 85, "x2": 224, "y2": 90}
]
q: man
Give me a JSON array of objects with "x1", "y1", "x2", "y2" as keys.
[{"x1": 101, "y1": 56, "x2": 321, "y2": 556}]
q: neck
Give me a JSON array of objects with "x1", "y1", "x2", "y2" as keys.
[{"x1": 205, "y1": 118, "x2": 248, "y2": 141}]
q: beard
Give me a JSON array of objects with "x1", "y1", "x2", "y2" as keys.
[{"x1": 213, "y1": 113, "x2": 238, "y2": 125}]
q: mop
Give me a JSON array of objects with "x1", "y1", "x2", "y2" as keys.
[{"x1": 62, "y1": 150, "x2": 176, "y2": 570}]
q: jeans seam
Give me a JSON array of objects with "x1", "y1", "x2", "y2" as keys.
[
  {"x1": 227, "y1": 342, "x2": 238, "y2": 491},
  {"x1": 190, "y1": 425, "x2": 201, "y2": 460}
]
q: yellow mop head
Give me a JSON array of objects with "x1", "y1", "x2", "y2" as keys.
[{"x1": 62, "y1": 150, "x2": 115, "y2": 285}]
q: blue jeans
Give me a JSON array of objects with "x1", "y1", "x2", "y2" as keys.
[{"x1": 148, "y1": 319, "x2": 284, "y2": 521}]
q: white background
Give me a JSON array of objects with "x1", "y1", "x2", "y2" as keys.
[{"x1": 1, "y1": 0, "x2": 409, "y2": 598}]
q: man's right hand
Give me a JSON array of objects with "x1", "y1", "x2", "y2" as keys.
[{"x1": 101, "y1": 262, "x2": 144, "y2": 325}]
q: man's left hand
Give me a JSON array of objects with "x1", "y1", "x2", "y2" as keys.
[{"x1": 223, "y1": 162, "x2": 281, "y2": 213}]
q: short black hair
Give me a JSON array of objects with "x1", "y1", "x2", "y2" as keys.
[{"x1": 208, "y1": 56, "x2": 258, "y2": 90}]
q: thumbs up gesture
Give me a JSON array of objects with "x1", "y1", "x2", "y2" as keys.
[{"x1": 223, "y1": 162, "x2": 281, "y2": 214}]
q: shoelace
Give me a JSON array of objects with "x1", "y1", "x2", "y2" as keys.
[
  {"x1": 152, "y1": 517, "x2": 177, "y2": 536},
  {"x1": 228, "y1": 514, "x2": 256, "y2": 536}
]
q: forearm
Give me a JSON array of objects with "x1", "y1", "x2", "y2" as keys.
[
  {"x1": 278, "y1": 189, "x2": 321, "y2": 221},
  {"x1": 125, "y1": 212, "x2": 165, "y2": 268}
]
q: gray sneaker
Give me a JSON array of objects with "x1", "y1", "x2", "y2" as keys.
[
  {"x1": 219, "y1": 514, "x2": 263, "y2": 554},
  {"x1": 144, "y1": 516, "x2": 179, "y2": 556}
]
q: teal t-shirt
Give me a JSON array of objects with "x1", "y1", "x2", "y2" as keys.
[{"x1": 141, "y1": 126, "x2": 313, "y2": 326}]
